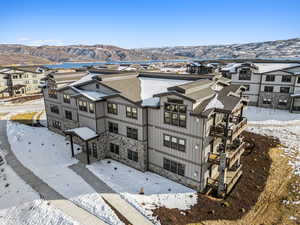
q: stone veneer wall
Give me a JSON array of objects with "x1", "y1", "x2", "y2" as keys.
[
  {"x1": 148, "y1": 163, "x2": 202, "y2": 192},
  {"x1": 106, "y1": 132, "x2": 148, "y2": 172},
  {"x1": 48, "y1": 122, "x2": 203, "y2": 191}
]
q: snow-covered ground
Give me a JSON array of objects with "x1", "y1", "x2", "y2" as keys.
[
  {"x1": 0, "y1": 99, "x2": 44, "y2": 114},
  {"x1": 0, "y1": 142, "x2": 82, "y2": 225},
  {"x1": 0, "y1": 200, "x2": 83, "y2": 225},
  {"x1": 0, "y1": 166, "x2": 39, "y2": 210},
  {"x1": 6, "y1": 121, "x2": 124, "y2": 225},
  {"x1": 245, "y1": 106, "x2": 300, "y2": 125},
  {"x1": 87, "y1": 159, "x2": 197, "y2": 224}
]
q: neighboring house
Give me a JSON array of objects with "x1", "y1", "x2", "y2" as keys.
[
  {"x1": 41, "y1": 72, "x2": 247, "y2": 197},
  {"x1": 221, "y1": 62, "x2": 300, "y2": 113},
  {"x1": 0, "y1": 66, "x2": 47, "y2": 98},
  {"x1": 186, "y1": 62, "x2": 217, "y2": 75}
]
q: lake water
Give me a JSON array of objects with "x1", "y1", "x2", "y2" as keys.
[{"x1": 45, "y1": 59, "x2": 190, "y2": 69}]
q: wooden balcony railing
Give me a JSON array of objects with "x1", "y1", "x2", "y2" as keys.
[
  {"x1": 210, "y1": 117, "x2": 247, "y2": 141},
  {"x1": 227, "y1": 142, "x2": 245, "y2": 168},
  {"x1": 226, "y1": 164, "x2": 243, "y2": 194}
]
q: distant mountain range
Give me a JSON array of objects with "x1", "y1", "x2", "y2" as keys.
[{"x1": 0, "y1": 38, "x2": 300, "y2": 65}]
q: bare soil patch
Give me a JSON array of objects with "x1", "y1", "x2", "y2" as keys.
[
  {"x1": 6, "y1": 94, "x2": 42, "y2": 103},
  {"x1": 11, "y1": 112, "x2": 39, "y2": 126},
  {"x1": 153, "y1": 131, "x2": 298, "y2": 225}
]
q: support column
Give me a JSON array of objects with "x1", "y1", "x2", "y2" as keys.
[
  {"x1": 86, "y1": 141, "x2": 90, "y2": 165},
  {"x1": 240, "y1": 105, "x2": 244, "y2": 122},
  {"x1": 70, "y1": 135, "x2": 74, "y2": 157},
  {"x1": 218, "y1": 113, "x2": 229, "y2": 197}
]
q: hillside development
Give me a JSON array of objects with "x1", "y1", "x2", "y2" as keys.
[{"x1": 0, "y1": 98, "x2": 299, "y2": 225}]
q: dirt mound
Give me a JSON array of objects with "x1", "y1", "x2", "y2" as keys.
[{"x1": 153, "y1": 131, "x2": 293, "y2": 225}]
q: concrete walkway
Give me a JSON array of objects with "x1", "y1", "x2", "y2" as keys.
[
  {"x1": 0, "y1": 119, "x2": 108, "y2": 225},
  {"x1": 102, "y1": 193, "x2": 154, "y2": 225},
  {"x1": 70, "y1": 162, "x2": 154, "y2": 225},
  {"x1": 70, "y1": 162, "x2": 115, "y2": 194},
  {"x1": 51, "y1": 200, "x2": 108, "y2": 225}
]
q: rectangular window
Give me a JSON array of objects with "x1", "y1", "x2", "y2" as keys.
[
  {"x1": 278, "y1": 99, "x2": 288, "y2": 106},
  {"x1": 48, "y1": 89, "x2": 58, "y2": 99},
  {"x1": 50, "y1": 105, "x2": 59, "y2": 114},
  {"x1": 110, "y1": 143, "x2": 119, "y2": 155},
  {"x1": 52, "y1": 120, "x2": 61, "y2": 129},
  {"x1": 238, "y1": 69, "x2": 252, "y2": 80},
  {"x1": 163, "y1": 134, "x2": 186, "y2": 152},
  {"x1": 126, "y1": 106, "x2": 138, "y2": 119},
  {"x1": 65, "y1": 110, "x2": 72, "y2": 120},
  {"x1": 264, "y1": 86, "x2": 274, "y2": 92},
  {"x1": 266, "y1": 75, "x2": 275, "y2": 82},
  {"x1": 63, "y1": 94, "x2": 70, "y2": 103},
  {"x1": 78, "y1": 100, "x2": 87, "y2": 112},
  {"x1": 263, "y1": 98, "x2": 272, "y2": 104},
  {"x1": 108, "y1": 122, "x2": 118, "y2": 134},
  {"x1": 107, "y1": 103, "x2": 118, "y2": 114},
  {"x1": 127, "y1": 127, "x2": 138, "y2": 140},
  {"x1": 163, "y1": 134, "x2": 171, "y2": 147},
  {"x1": 164, "y1": 101, "x2": 187, "y2": 128},
  {"x1": 127, "y1": 150, "x2": 138, "y2": 162},
  {"x1": 89, "y1": 103, "x2": 94, "y2": 113},
  {"x1": 178, "y1": 138, "x2": 186, "y2": 152},
  {"x1": 282, "y1": 75, "x2": 291, "y2": 83},
  {"x1": 280, "y1": 87, "x2": 290, "y2": 93},
  {"x1": 163, "y1": 158, "x2": 185, "y2": 176},
  {"x1": 298, "y1": 78, "x2": 300, "y2": 84}
]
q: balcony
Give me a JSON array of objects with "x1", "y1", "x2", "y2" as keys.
[
  {"x1": 207, "y1": 152, "x2": 220, "y2": 165},
  {"x1": 226, "y1": 164, "x2": 243, "y2": 194},
  {"x1": 210, "y1": 117, "x2": 247, "y2": 141},
  {"x1": 218, "y1": 139, "x2": 245, "y2": 168},
  {"x1": 207, "y1": 139, "x2": 245, "y2": 167},
  {"x1": 207, "y1": 164, "x2": 242, "y2": 195}
]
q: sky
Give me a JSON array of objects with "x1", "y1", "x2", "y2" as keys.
[{"x1": 1, "y1": 0, "x2": 300, "y2": 48}]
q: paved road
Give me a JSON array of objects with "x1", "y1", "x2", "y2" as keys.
[
  {"x1": 0, "y1": 101, "x2": 44, "y2": 113},
  {"x1": 0, "y1": 119, "x2": 108, "y2": 225}
]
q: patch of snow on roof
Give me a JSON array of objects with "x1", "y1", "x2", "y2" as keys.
[
  {"x1": 254, "y1": 63, "x2": 300, "y2": 73},
  {"x1": 141, "y1": 97, "x2": 160, "y2": 107},
  {"x1": 205, "y1": 94, "x2": 224, "y2": 111},
  {"x1": 139, "y1": 77, "x2": 191, "y2": 107},
  {"x1": 66, "y1": 127, "x2": 98, "y2": 141},
  {"x1": 221, "y1": 63, "x2": 240, "y2": 72},
  {"x1": 72, "y1": 87, "x2": 108, "y2": 101},
  {"x1": 70, "y1": 73, "x2": 97, "y2": 86}
]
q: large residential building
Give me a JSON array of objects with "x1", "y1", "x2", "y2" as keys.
[
  {"x1": 0, "y1": 66, "x2": 47, "y2": 98},
  {"x1": 221, "y1": 62, "x2": 300, "y2": 113},
  {"x1": 41, "y1": 72, "x2": 247, "y2": 197}
]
